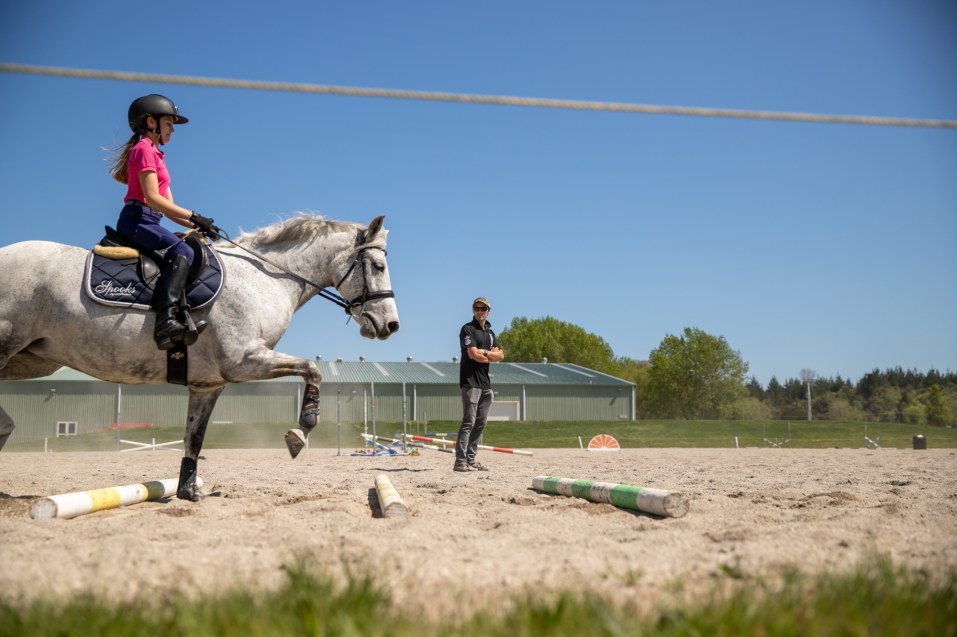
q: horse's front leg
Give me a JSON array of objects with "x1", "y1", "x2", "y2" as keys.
[
  {"x1": 224, "y1": 348, "x2": 322, "y2": 458},
  {"x1": 285, "y1": 359, "x2": 322, "y2": 459},
  {"x1": 177, "y1": 385, "x2": 225, "y2": 501}
]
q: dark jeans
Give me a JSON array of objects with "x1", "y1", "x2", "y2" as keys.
[
  {"x1": 117, "y1": 204, "x2": 194, "y2": 264},
  {"x1": 455, "y1": 386, "x2": 493, "y2": 464}
]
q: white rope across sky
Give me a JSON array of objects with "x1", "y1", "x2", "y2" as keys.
[{"x1": 2, "y1": 62, "x2": 955, "y2": 130}]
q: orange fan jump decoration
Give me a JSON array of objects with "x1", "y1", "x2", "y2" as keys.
[{"x1": 586, "y1": 434, "x2": 620, "y2": 451}]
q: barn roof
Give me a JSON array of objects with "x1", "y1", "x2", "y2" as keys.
[
  {"x1": 28, "y1": 361, "x2": 633, "y2": 387},
  {"x1": 316, "y1": 361, "x2": 633, "y2": 386}
]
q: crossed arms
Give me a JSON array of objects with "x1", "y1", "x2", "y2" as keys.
[{"x1": 467, "y1": 346, "x2": 505, "y2": 364}]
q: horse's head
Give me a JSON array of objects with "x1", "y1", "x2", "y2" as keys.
[{"x1": 335, "y1": 216, "x2": 400, "y2": 340}]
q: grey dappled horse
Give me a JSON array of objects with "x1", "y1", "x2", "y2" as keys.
[{"x1": 0, "y1": 215, "x2": 399, "y2": 500}]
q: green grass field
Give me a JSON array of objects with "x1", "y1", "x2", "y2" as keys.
[{"x1": 8, "y1": 418, "x2": 954, "y2": 453}]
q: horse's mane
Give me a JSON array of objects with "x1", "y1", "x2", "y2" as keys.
[{"x1": 235, "y1": 214, "x2": 357, "y2": 247}]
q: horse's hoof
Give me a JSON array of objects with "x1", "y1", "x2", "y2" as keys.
[
  {"x1": 176, "y1": 488, "x2": 200, "y2": 502},
  {"x1": 285, "y1": 428, "x2": 306, "y2": 459}
]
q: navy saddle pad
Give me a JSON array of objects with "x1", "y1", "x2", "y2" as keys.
[{"x1": 84, "y1": 243, "x2": 225, "y2": 311}]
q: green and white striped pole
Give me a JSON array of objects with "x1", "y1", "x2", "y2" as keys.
[{"x1": 532, "y1": 476, "x2": 689, "y2": 518}]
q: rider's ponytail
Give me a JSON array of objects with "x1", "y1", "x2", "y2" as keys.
[{"x1": 108, "y1": 133, "x2": 140, "y2": 185}]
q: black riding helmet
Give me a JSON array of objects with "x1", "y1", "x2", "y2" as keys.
[{"x1": 128, "y1": 94, "x2": 189, "y2": 134}]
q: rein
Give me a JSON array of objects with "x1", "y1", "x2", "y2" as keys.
[{"x1": 210, "y1": 228, "x2": 394, "y2": 316}]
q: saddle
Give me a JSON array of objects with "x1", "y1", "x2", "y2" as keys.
[{"x1": 84, "y1": 226, "x2": 225, "y2": 311}]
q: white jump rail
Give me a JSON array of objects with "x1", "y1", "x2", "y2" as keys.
[{"x1": 120, "y1": 438, "x2": 182, "y2": 452}]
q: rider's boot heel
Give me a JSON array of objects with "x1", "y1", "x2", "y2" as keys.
[{"x1": 154, "y1": 308, "x2": 187, "y2": 350}]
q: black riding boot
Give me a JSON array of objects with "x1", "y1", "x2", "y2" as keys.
[{"x1": 153, "y1": 254, "x2": 190, "y2": 350}]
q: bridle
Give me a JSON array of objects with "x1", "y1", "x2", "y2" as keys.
[
  {"x1": 211, "y1": 227, "x2": 395, "y2": 320},
  {"x1": 332, "y1": 244, "x2": 395, "y2": 315}
]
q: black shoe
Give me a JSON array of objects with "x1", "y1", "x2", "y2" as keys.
[
  {"x1": 468, "y1": 461, "x2": 489, "y2": 472},
  {"x1": 154, "y1": 315, "x2": 187, "y2": 350},
  {"x1": 453, "y1": 462, "x2": 473, "y2": 472}
]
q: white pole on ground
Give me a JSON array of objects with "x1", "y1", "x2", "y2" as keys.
[
  {"x1": 30, "y1": 477, "x2": 204, "y2": 520},
  {"x1": 402, "y1": 434, "x2": 533, "y2": 456},
  {"x1": 374, "y1": 474, "x2": 407, "y2": 518}
]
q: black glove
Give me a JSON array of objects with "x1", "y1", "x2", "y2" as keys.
[{"x1": 189, "y1": 212, "x2": 220, "y2": 238}]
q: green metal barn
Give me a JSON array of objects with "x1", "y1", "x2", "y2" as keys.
[{"x1": 0, "y1": 361, "x2": 634, "y2": 445}]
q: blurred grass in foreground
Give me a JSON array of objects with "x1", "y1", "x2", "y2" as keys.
[{"x1": 0, "y1": 556, "x2": 953, "y2": 637}]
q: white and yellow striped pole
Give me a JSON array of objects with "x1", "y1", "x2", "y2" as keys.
[
  {"x1": 30, "y1": 477, "x2": 204, "y2": 520},
  {"x1": 532, "y1": 475, "x2": 689, "y2": 518},
  {"x1": 373, "y1": 474, "x2": 408, "y2": 519}
]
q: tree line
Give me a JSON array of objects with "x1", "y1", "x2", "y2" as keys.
[
  {"x1": 497, "y1": 316, "x2": 957, "y2": 425},
  {"x1": 744, "y1": 367, "x2": 957, "y2": 425}
]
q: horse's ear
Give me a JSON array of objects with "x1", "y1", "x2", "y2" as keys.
[{"x1": 367, "y1": 215, "x2": 385, "y2": 239}]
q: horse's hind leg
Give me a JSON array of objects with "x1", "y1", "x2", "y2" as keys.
[
  {"x1": 0, "y1": 404, "x2": 14, "y2": 452},
  {"x1": 177, "y1": 386, "x2": 225, "y2": 501}
]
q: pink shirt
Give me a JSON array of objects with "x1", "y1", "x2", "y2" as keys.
[{"x1": 124, "y1": 137, "x2": 170, "y2": 204}]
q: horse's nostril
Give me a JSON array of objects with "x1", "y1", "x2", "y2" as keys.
[{"x1": 387, "y1": 321, "x2": 400, "y2": 334}]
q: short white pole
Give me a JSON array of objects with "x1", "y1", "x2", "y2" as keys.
[{"x1": 374, "y1": 474, "x2": 407, "y2": 518}]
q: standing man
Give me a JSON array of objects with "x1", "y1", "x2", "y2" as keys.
[{"x1": 455, "y1": 296, "x2": 505, "y2": 472}]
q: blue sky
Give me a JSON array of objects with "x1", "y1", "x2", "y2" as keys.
[{"x1": 2, "y1": 1, "x2": 955, "y2": 385}]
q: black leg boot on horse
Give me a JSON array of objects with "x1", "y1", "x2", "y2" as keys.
[
  {"x1": 153, "y1": 254, "x2": 207, "y2": 350},
  {"x1": 177, "y1": 456, "x2": 200, "y2": 501},
  {"x1": 285, "y1": 383, "x2": 320, "y2": 459}
]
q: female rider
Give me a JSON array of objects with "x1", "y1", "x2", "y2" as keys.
[{"x1": 109, "y1": 94, "x2": 216, "y2": 350}]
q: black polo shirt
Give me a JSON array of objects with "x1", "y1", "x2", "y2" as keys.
[{"x1": 459, "y1": 318, "x2": 497, "y2": 388}]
